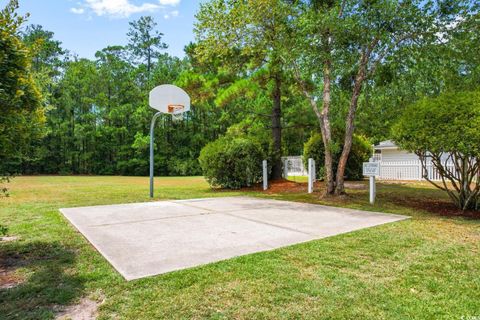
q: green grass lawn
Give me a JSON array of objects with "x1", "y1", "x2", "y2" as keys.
[{"x1": 1, "y1": 176, "x2": 479, "y2": 319}]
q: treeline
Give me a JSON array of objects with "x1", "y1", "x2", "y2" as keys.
[{"x1": 1, "y1": 0, "x2": 478, "y2": 184}]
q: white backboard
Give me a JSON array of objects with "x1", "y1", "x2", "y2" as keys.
[
  {"x1": 149, "y1": 85, "x2": 190, "y2": 114},
  {"x1": 363, "y1": 162, "x2": 380, "y2": 177}
]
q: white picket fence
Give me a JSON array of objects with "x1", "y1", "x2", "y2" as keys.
[
  {"x1": 377, "y1": 160, "x2": 456, "y2": 181},
  {"x1": 283, "y1": 156, "x2": 457, "y2": 181}
]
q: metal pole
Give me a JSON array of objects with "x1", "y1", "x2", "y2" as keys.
[{"x1": 150, "y1": 112, "x2": 162, "y2": 198}]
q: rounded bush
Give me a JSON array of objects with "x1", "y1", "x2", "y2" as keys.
[
  {"x1": 303, "y1": 133, "x2": 371, "y2": 180},
  {"x1": 199, "y1": 137, "x2": 265, "y2": 189}
]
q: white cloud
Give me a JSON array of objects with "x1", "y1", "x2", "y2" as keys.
[
  {"x1": 159, "y1": 0, "x2": 180, "y2": 5},
  {"x1": 70, "y1": 7, "x2": 85, "y2": 14},
  {"x1": 71, "y1": 0, "x2": 180, "y2": 18},
  {"x1": 86, "y1": 0, "x2": 159, "y2": 17}
]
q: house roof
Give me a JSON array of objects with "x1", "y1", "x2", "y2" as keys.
[{"x1": 374, "y1": 140, "x2": 399, "y2": 150}]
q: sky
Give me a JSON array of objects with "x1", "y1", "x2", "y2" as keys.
[{"x1": 4, "y1": 0, "x2": 204, "y2": 59}]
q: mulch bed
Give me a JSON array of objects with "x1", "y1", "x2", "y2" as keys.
[
  {"x1": 263, "y1": 179, "x2": 308, "y2": 194},
  {"x1": 390, "y1": 196, "x2": 480, "y2": 219},
  {"x1": 235, "y1": 179, "x2": 308, "y2": 194}
]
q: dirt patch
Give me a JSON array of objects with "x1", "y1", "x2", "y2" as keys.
[
  {"x1": 0, "y1": 249, "x2": 26, "y2": 290},
  {"x1": 0, "y1": 266, "x2": 24, "y2": 289},
  {"x1": 1, "y1": 236, "x2": 20, "y2": 242},
  {"x1": 55, "y1": 297, "x2": 102, "y2": 320}
]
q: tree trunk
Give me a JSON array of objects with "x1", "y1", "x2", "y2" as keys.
[
  {"x1": 335, "y1": 59, "x2": 367, "y2": 195},
  {"x1": 320, "y1": 59, "x2": 335, "y2": 194},
  {"x1": 293, "y1": 57, "x2": 334, "y2": 193},
  {"x1": 271, "y1": 74, "x2": 283, "y2": 180}
]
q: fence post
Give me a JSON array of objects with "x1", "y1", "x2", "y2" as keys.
[
  {"x1": 263, "y1": 160, "x2": 268, "y2": 191},
  {"x1": 283, "y1": 158, "x2": 289, "y2": 180},
  {"x1": 308, "y1": 158, "x2": 315, "y2": 193}
]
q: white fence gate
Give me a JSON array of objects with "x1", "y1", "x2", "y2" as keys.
[
  {"x1": 377, "y1": 160, "x2": 456, "y2": 181},
  {"x1": 282, "y1": 156, "x2": 306, "y2": 176}
]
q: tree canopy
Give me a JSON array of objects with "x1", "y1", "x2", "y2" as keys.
[{"x1": 0, "y1": 0, "x2": 44, "y2": 167}]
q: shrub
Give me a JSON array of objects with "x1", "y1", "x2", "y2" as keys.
[
  {"x1": 1, "y1": 174, "x2": 13, "y2": 197},
  {"x1": 168, "y1": 158, "x2": 202, "y2": 176},
  {"x1": 199, "y1": 137, "x2": 265, "y2": 189},
  {"x1": 303, "y1": 134, "x2": 371, "y2": 180},
  {"x1": 1, "y1": 174, "x2": 13, "y2": 237},
  {"x1": 0, "y1": 224, "x2": 8, "y2": 236},
  {"x1": 393, "y1": 90, "x2": 480, "y2": 211},
  {"x1": 303, "y1": 134, "x2": 326, "y2": 179}
]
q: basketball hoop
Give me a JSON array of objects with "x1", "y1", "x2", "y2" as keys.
[
  {"x1": 168, "y1": 104, "x2": 185, "y2": 122},
  {"x1": 148, "y1": 85, "x2": 191, "y2": 198},
  {"x1": 149, "y1": 85, "x2": 190, "y2": 116}
]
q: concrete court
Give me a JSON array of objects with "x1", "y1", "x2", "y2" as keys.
[{"x1": 60, "y1": 196, "x2": 409, "y2": 280}]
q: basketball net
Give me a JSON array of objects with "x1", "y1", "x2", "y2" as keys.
[{"x1": 168, "y1": 105, "x2": 185, "y2": 122}]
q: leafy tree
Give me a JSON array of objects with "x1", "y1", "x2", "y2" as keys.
[
  {"x1": 393, "y1": 90, "x2": 480, "y2": 211},
  {"x1": 127, "y1": 16, "x2": 168, "y2": 81},
  {"x1": 195, "y1": 0, "x2": 292, "y2": 180},
  {"x1": 355, "y1": 4, "x2": 480, "y2": 144},
  {"x1": 285, "y1": 0, "x2": 466, "y2": 195},
  {"x1": 23, "y1": 24, "x2": 65, "y2": 74},
  {"x1": 0, "y1": 0, "x2": 45, "y2": 173},
  {"x1": 0, "y1": 0, "x2": 44, "y2": 235}
]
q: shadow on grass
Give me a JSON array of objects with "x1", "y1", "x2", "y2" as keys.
[{"x1": 0, "y1": 241, "x2": 85, "y2": 320}]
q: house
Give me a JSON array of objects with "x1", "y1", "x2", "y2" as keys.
[
  {"x1": 373, "y1": 140, "x2": 419, "y2": 162},
  {"x1": 373, "y1": 140, "x2": 452, "y2": 181}
]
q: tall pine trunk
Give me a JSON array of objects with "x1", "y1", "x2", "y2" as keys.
[{"x1": 271, "y1": 74, "x2": 283, "y2": 180}]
